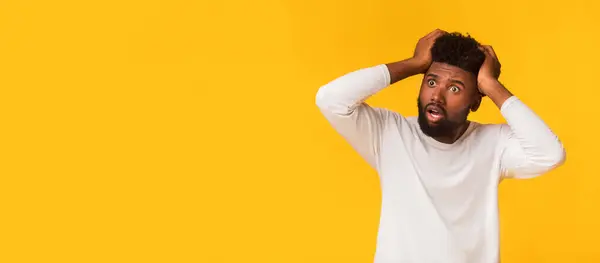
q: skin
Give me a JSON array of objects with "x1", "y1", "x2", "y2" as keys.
[
  {"x1": 417, "y1": 62, "x2": 481, "y2": 143},
  {"x1": 385, "y1": 29, "x2": 512, "y2": 144}
]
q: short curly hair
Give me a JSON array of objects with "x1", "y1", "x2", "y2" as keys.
[{"x1": 431, "y1": 32, "x2": 485, "y2": 77}]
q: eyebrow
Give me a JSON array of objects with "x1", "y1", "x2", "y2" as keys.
[
  {"x1": 426, "y1": 73, "x2": 439, "y2": 79},
  {"x1": 450, "y1": 79, "x2": 465, "y2": 87},
  {"x1": 426, "y1": 73, "x2": 466, "y2": 87}
]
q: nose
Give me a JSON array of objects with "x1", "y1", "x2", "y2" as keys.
[{"x1": 430, "y1": 87, "x2": 445, "y2": 105}]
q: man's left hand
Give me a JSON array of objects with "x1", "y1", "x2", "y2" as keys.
[
  {"x1": 477, "y1": 45, "x2": 514, "y2": 108},
  {"x1": 477, "y1": 45, "x2": 502, "y2": 95}
]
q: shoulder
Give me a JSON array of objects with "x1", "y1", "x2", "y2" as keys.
[
  {"x1": 467, "y1": 121, "x2": 511, "y2": 144},
  {"x1": 366, "y1": 106, "x2": 411, "y2": 125},
  {"x1": 363, "y1": 107, "x2": 420, "y2": 139}
]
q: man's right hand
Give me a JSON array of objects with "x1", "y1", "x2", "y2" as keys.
[
  {"x1": 385, "y1": 29, "x2": 446, "y2": 84},
  {"x1": 411, "y1": 29, "x2": 447, "y2": 73}
]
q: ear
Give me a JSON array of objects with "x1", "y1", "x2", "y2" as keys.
[{"x1": 470, "y1": 95, "x2": 482, "y2": 112}]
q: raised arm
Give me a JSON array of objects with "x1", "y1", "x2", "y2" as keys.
[
  {"x1": 315, "y1": 29, "x2": 446, "y2": 168},
  {"x1": 477, "y1": 45, "x2": 566, "y2": 179}
]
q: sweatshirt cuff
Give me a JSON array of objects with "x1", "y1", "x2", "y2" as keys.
[
  {"x1": 377, "y1": 64, "x2": 392, "y2": 86},
  {"x1": 499, "y1": 95, "x2": 519, "y2": 114}
]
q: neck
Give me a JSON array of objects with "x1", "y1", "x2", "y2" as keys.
[{"x1": 431, "y1": 121, "x2": 471, "y2": 144}]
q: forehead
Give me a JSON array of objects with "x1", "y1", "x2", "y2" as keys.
[{"x1": 426, "y1": 62, "x2": 476, "y2": 83}]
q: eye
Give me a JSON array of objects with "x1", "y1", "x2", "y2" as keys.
[
  {"x1": 449, "y1": 86, "x2": 460, "y2": 93},
  {"x1": 428, "y1": 79, "x2": 436, "y2": 86}
]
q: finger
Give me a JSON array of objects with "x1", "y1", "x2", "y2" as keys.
[
  {"x1": 426, "y1": 30, "x2": 446, "y2": 44},
  {"x1": 486, "y1": 45, "x2": 498, "y2": 58},
  {"x1": 434, "y1": 29, "x2": 447, "y2": 39},
  {"x1": 482, "y1": 45, "x2": 498, "y2": 59},
  {"x1": 478, "y1": 45, "x2": 489, "y2": 55},
  {"x1": 486, "y1": 46, "x2": 501, "y2": 66},
  {"x1": 433, "y1": 29, "x2": 447, "y2": 37},
  {"x1": 479, "y1": 47, "x2": 491, "y2": 61},
  {"x1": 423, "y1": 29, "x2": 438, "y2": 39},
  {"x1": 480, "y1": 46, "x2": 499, "y2": 66},
  {"x1": 425, "y1": 29, "x2": 444, "y2": 39}
]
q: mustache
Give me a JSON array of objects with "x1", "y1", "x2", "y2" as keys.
[{"x1": 422, "y1": 102, "x2": 447, "y2": 115}]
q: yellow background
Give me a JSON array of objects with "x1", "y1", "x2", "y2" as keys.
[{"x1": 0, "y1": 0, "x2": 598, "y2": 262}]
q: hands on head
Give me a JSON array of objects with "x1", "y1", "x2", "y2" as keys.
[
  {"x1": 412, "y1": 29, "x2": 502, "y2": 96},
  {"x1": 411, "y1": 29, "x2": 447, "y2": 74},
  {"x1": 477, "y1": 45, "x2": 501, "y2": 86}
]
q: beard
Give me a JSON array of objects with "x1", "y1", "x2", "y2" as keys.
[{"x1": 417, "y1": 99, "x2": 470, "y2": 138}]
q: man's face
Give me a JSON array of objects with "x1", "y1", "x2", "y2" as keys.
[{"x1": 417, "y1": 62, "x2": 481, "y2": 139}]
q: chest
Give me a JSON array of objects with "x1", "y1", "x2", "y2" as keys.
[{"x1": 377, "y1": 126, "x2": 501, "y2": 194}]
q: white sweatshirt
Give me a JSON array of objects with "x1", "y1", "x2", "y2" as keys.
[{"x1": 315, "y1": 64, "x2": 566, "y2": 263}]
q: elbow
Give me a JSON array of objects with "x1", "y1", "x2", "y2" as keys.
[
  {"x1": 503, "y1": 142, "x2": 566, "y2": 180},
  {"x1": 548, "y1": 143, "x2": 566, "y2": 168},
  {"x1": 534, "y1": 143, "x2": 567, "y2": 173},
  {"x1": 315, "y1": 85, "x2": 349, "y2": 115},
  {"x1": 315, "y1": 85, "x2": 329, "y2": 110}
]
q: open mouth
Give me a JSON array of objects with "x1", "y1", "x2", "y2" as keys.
[{"x1": 426, "y1": 105, "x2": 444, "y2": 122}]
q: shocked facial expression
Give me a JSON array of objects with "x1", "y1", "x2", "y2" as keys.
[{"x1": 417, "y1": 62, "x2": 481, "y2": 139}]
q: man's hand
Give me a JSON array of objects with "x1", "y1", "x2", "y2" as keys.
[
  {"x1": 411, "y1": 29, "x2": 447, "y2": 73},
  {"x1": 477, "y1": 45, "x2": 513, "y2": 108},
  {"x1": 477, "y1": 45, "x2": 502, "y2": 91},
  {"x1": 386, "y1": 29, "x2": 446, "y2": 84}
]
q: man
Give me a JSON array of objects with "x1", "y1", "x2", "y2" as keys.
[{"x1": 315, "y1": 29, "x2": 566, "y2": 263}]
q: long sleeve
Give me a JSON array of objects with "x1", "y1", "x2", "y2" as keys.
[
  {"x1": 498, "y1": 96, "x2": 566, "y2": 179},
  {"x1": 315, "y1": 64, "x2": 393, "y2": 169}
]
